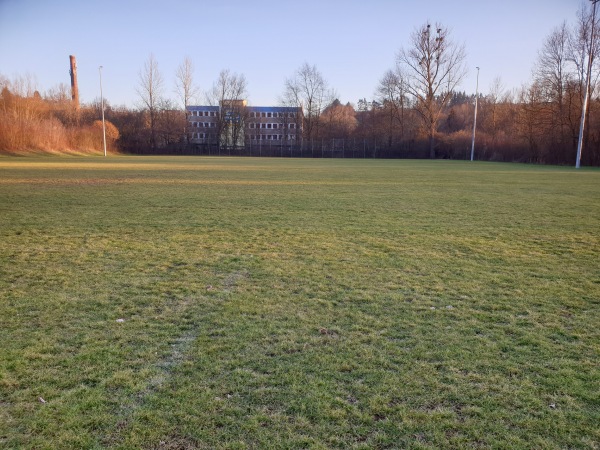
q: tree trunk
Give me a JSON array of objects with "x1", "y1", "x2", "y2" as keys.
[{"x1": 429, "y1": 128, "x2": 436, "y2": 159}]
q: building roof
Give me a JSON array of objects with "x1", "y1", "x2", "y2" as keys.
[
  {"x1": 186, "y1": 105, "x2": 301, "y2": 112},
  {"x1": 187, "y1": 105, "x2": 219, "y2": 111},
  {"x1": 247, "y1": 106, "x2": 301, "y2": 113}
]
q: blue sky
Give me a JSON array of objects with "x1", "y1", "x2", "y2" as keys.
[{"x1": 0, "y1": 0, "x2": 584, "y2": 108}]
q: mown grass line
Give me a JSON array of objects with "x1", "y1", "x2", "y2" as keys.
[{"x1": 0, "y1": 157, "x2": 598, "y2": 449}]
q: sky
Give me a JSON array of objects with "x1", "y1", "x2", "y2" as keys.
[{"x1": 0, "y1": 0, "x2": 586, "y2": 109}]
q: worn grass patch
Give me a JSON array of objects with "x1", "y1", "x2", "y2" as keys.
[{"x1": 1, "y1": 157, "x2": 599, "y2": 449}]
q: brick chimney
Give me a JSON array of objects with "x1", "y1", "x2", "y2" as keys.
[{"x1": 69, "y1": 55, "x2": 80, "y2": 110}]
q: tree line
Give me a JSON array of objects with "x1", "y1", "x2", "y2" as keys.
[{"x1": 1, "y1": 8, "x2": 598, "y2": 165}]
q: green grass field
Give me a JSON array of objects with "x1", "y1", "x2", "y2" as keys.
[{"x1": 1, "y1": 157, "x2": 599, "y2": 449}]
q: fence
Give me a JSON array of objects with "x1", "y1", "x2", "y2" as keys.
[{"x1": 146, "y1": 138, "x2": 434, "y2": 159}]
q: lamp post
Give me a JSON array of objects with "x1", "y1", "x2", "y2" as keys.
[
  {"x1": 470, "y1": 66, "x2": 480, "y2": 162},
  {"x1": 99, "y1": 66, "x2": 107, "y2": 157},
  {"x1": 576, "y1": 0, "x2": 598, "y2": 169}
]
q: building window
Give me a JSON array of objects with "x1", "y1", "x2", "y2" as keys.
[
  {"x1": 290, "y1": 123, "x2": 295, "y2": 129},
  {"x1": 273, "y1": 123, "x2": 278, "y2": 129}
]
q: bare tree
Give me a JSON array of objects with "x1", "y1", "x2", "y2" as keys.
[
  {"x1": 175, "y1": 56, "x2": 200, "y2": 144},
  {"x1": 398, "y1": 22, "x2": 467, "y2": 158},
  {"x1": 569, "y1": 5, "x2": 600, "y2": 99},
  {"x1": 282, "y1": 63, "x2": 335, "y2": 143},
  {"x1": 157, "y1": 98, "x2": 187, "y2": 148},
  {"x1": 537, "y1": 23, "x2": 570, "y2": 107},
  {"x1": 320, "y1": 99, "x2": 357, "y2": 140},
  {"x1": 534, "y1": 22, "x2": 573, "y2": 157},
  {"x1": 568, "y1": 4, "x2": 600, "y2": 160},
  {"x1": 137, "y1": 53, "x2": 164, "y2": 150},
  {"x1": 207, "y1": 69, "x2": 248, "y2": 150},
  {"x1": 377, "y1": 68, "x2": 410, "y2": 148},
  {"x1": 518, "y1": 81, "x2": 552, "y2": 163}
]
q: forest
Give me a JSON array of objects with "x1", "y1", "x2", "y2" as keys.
[{"x1": 1, "y1": 9, "x2": 598, "y2": 166}]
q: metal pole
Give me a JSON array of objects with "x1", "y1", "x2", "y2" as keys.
[
  {"x1": 99, "y1": 66, "x2": 107, "y2": 157},
  {"x1": 576, "y1": 0, "x2": 598, "y2": 169},
  {"x1": 470, "y1": 66, "x2": 480, "y2": 161}
]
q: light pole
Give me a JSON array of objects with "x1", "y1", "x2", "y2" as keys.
[
  {"x1": 576, "y1": 0, "x2": 598, "y2": 169},
  {"x1": 99, "y1": 66, "x2": 107, "y2": 157},
  {"x1": 470, "y1": 66, "x2": 480, "y2": 162}
]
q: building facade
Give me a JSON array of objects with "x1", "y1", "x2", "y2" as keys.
[
  {"x1": 187, "y1": 105, "x2": 219, "y2": 144},
  {"x1": 187, "y1": 102, "x2": 303, "y2": 148}
]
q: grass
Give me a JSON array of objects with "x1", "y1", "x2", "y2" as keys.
[{"x1": 0, "y1": 156, "x2": 599, "y2": 449}]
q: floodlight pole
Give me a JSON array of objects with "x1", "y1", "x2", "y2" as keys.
[
  {"x1": 99, "y1": 66, "x2": 107, "y2": 157},
  {"x1": 470, "y1": 66, "x2": 480, "y2": 162},
  {"x1": 576, "y1": 0, "x2": 598, "y2": 169}
]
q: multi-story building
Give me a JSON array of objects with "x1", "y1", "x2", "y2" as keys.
[
  {"x1": 187, "y1": 101, "x2": 302, "y2": 148},
  {"x1": 187, "y1": 105, "x2": 219, "y2": 144},
  {"x1": 246, "y1": 106, "x2": 302, "y2": 145}
]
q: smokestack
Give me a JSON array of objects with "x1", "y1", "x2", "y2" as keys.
[{"x1": 69, "y1": 55, "x2": 80, "y2": 110}]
